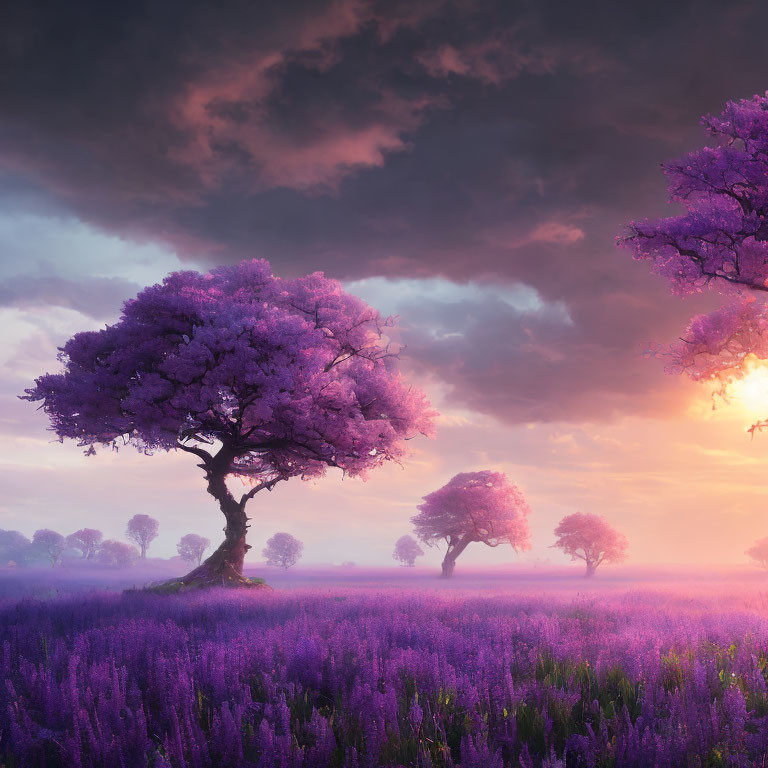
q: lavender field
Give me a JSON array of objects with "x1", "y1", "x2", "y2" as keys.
[{"x1": 2, "y1": 570, "x2": 768, "y2": 767}]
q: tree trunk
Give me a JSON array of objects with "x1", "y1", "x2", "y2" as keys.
[
  {"x1": 585, "y1": 560, "x2": 597, "y2": 578},
  {"x1": 177, "y1": 467, "x2": 256, "y2": 588},
  {"x1": 441, "y1": 536, "x2": 472, "y2": 578}
]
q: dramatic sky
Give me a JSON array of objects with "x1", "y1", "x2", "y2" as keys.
[{"x1": 3, "y1": 0, "x2": 768, "y2": 568}]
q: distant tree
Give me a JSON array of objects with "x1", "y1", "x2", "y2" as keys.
[
  {"x1": 22, "y1": 260, "x2": 435, "y2": 588},
  {"x1": 392, "y1": 534, "x2": 424, "y2": 566},
  {"x1": 622, "y1": 94, "x2": 768, "y2": 434},
  {"x1": 66, "y1": 528, "x2": 103, "y2": 560},
  {"x1": 262, "y1": 532, "x2": 304, "y2": 569},
  {"x1": 98, "y1": 540, "x2": 138, "y2": 568},
  {"x1": 412, "y1": 470, "x2": 531, "y2": 578},
  {"x1": 551, "y1": 512, "x2": 628, "y2": 577},
  {"x1": 0, "y1": 530, "x2": 31, "y2": 566},
  {"x1": 746, "y1": 537, "x2": 768, "y2": 569},
  {"x1": 32, "y1": 529, "x2": 65, "y2": 567},
  {"x1": 126, "y1": 514, "x2": 159, "y2": 559},
  {"x1": 177, "y1": 534, "x2": 211, "y2": 566}
]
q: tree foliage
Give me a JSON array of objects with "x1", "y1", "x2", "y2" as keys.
[
  {"x1": 98, "y1": 540, "x2": 138, "y2": 568},
  {"x1": 32, "y1": 529, "x2": 65, "y2": 567},
  {"x1": 177, "y1": 534, "x2": 211, "y2": 566},
  {"x1": 262, "y1": 532, "x2": 304, "y2": 569},
  {"x1": 0, "y1": 530, "x2": 31, "y2": 567},
  {"x1": 622, "y1": 92, "x2": 768, "y2": 430},
  {"x1": 126, "y1": 514, "x2": 159, "y2": 559},
  {"x1": 746, "y1": 537, "x2": 768, "y2": 568},
  {"x1": 392, "y1": 534, "x2": 423, "y2": 566},
  {"x1": 412, "y1": 470, "x2": 531, "y2": 577},
  {"x1": 66, "y1": 528, "x2": 103, "y2": 559},
  {"x1": 551, "y1": 512, "x2": 628, "y2": 577}
]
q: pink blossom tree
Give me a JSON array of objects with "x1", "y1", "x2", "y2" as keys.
[
  {"x1": 551, "y1": 512, "x2": 628, "y2": 577},
  {"x1": 23, "y1": 260, "x2": 435, "y2": 587},
  {"x1": 126, "y1": 514, "x2": 159, "y2": 559},
  {"x1": 32, "y1": 529, "x2": 65, "y2": 567},
  {"x1": 98, "y1": 540, "x2": 138, "y2": 568},
  {"x1": 622, "y1": 93, "x2": 768, "y2": 431},
  {"x1": 177, "y1": 534, "x2": 211, "y2": 566},
  {"x1": 746, "y1": 537, "x2": 768, "y2": 569},
  {"x1": 392, "y1": 534, "x2": 423, "y2": 566},
  {"x1": 66, "y1": 528, "x2": 103, "y2": 560},
  {"x1": 412, "y1": 470, "x2": 531, "y2": 577},
  {"x1": 262, "y1": 532, "x2": 303, "y2": 569}
]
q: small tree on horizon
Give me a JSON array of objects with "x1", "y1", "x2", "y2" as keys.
[
  {"x1": 0, "y1": 530, "x2": 31, "y2": 567},
  {"x1": 412, "y1": 470, "x2": 531, "y2": 578},
  {"x1": 551, "y1": 512, "x2": 628, "y2": 578},
  {"x1": 22, "y1": 260, "x2": 435, "y2": 588},
  {"x1": 98, "y1": 540, "x2": 138, "y2": 568},
  {"x1": 66, "y1": 528, "x2": 103, "y2": 560},
  {"x1": 262, "y1": 532, "x2": 304, "y2": 570},
  {"x1": 32, "y1": 529, "x2": 65, "y2": 567},
  {"x1": 746, "y1": 537, "x2": 768, "y2": 569},
  {"x1": 392, "y1": 534, "x2": 423, "y2": 566},
  {"x1": 177, "y1": 534, "x2": 211, "y2": 566},
  {"x1": 126, "y1": 514, "x2": 159, "y2": 559}
]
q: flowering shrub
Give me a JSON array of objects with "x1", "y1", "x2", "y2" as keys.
[{"x1": 1, "y1": 588, "x2": 768, "y2": 766}]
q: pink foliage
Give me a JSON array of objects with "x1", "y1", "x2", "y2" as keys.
[
  {"x1": 98, "y1": 540, "x2": 138, "y2": 568},
  {"x1": 392, "y1": 534, "x2": 423, "y2": 566},
  {"x1": 622, "y1": 93, "x2": 768, "y2": 420},
  {"x1": 66, "y1": 528, "x2": 103, "y2": 559},
  {"x1": 412, "y1": 470, "x2": 531, "y2": 576},
  {"x1": 552, "y1": 512, "x2": 628, "y2": 577},
  {"x1": 746, "y1": 537, "x2": 768, "y2": 568}
]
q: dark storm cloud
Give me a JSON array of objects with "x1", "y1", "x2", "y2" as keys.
[{"x1": 0, "y1": 0, "x2": 763, "y2": 422}]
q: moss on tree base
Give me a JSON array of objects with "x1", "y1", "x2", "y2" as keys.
[{"x1": 134, "y1": 576, "x2": 269, "y2": 595}]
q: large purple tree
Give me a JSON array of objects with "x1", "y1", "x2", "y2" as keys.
[
  {"x1": 23, "y1": 259, "x2": 435, "y2": 587},
  {"x1": 623, "y1": 92, "x2": 768, "y2": 431}
]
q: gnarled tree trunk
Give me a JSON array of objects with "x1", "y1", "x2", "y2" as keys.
[
  {"x1": 585, "y1": 560, "x2": 597, "y2": 578},
  {"x1": 177, "y1": 466, "x2": 259, "y2": 588},
  {"x1": 441, "y1": 535, "x2": 472, "y2": 578}
]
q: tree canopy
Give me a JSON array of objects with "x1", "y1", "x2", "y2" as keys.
[
  {"x1": 551, "y1": 512, "x2": 627, "y2": 577},
  {"x1": 623, "y1": 92, "x2": 768, "y2": 430},
  {"x1": 412, "y1": 470, "x2": 530, "y2": 576}
]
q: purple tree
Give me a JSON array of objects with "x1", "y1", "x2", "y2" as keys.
[
  {"x1": 66, "y1": 528, "x2": 103, "y2": 560},
  {"x1": 32, "y1": 529, "x2": 65, "y2": 567},
  {"x1": 412, "y1": 470, "x2": 531, "y2": 577},
  {"x1": 98, "y1": 540, "x2": 138, "y2": 568},
  {"x1": 551, "y1": 512, "x2": 628, "y2": 577},
  {"x1": 177, "y1": 533, "x2": 211, "y2": 566},
  {"x1": 22, "y1": 260, "x2": 435, "y2": 587},
  {"x1": 0, "y1": 530, "x2": 31, "y2": 567},
  {"x1": 126, "y1": 514, "x2": 159, "y2": 559},
  {"x1": 262, "y1": 532, "x2": 303, "y2": 569},
  {"x1": 622, "y1": 92, "x2": 768, "y2": 431},
  {"x1": 392, "y1": 534, "x2": 424, "y2": 566}
]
